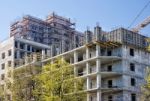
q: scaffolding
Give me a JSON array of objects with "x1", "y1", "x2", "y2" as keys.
[{"x1": 10, "y1": 13, "x2": 84, "y2": 55}]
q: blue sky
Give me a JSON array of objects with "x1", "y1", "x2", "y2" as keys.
[{"x1": 0, "y1": 0, "x2": 150, "y2": 41}]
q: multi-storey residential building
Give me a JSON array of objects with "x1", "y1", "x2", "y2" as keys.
[
  {"x1": 42, "y1": 26, "x2": 150, "y2": 101},
  {"x1": 0, "y1": 13, "x2": 150, "y2": 101},
  {"x1": 0, "y1": 36, "x2": 51, "y2": 100},
  {"x1": 10, "y1": 13, "x2": 84, "y2": 54}
]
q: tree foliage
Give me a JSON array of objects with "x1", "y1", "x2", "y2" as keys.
[
  {"x1": 141, "y1": 68, "x2": 150, "y2": 101},
  {"x1": 12, "y1": 58, "x2": 86, "y2": 101},
  {"x1": 0, "y1": 85, "x2": 4, "y2": 101},
  {"x1": 33, "y1": 58, "x2": 86, "y2": 101},
  {"x1": 12, "y1": 64, "x2": 41, "y2": 101}
]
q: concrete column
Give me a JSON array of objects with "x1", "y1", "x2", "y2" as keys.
[
  {"x1": 97, "y1": 74, "x2": 101, "y2": 88},
  {"x1": 24, "y1": 44, "x2": 28, "y2": 60},
  {"x1": 97, "y1": 91, "x2": 101, "y2": 101},
  {"x1": 74, "y1": 51, "x2": 78, "y2": 63},
  {"x1": 47, "y1": 50, "x2": 51, "y2": 57},
  {"x1": 86, "y1": 47, "x2": 90, "y2": 59},
  {"x1": 86, "y1": 62, "x2": 89, "y2": 75},
  {"x1": 42, "y1": 49, "x2": 45, "y2": 60},
  {"x1": 87, "y1": 93, "x2": 90, "y2": 101},
  {"x1": 96, "y1": 44, "x2": 101, "y2": 57},
  {"x1": 50, "y1": 45, "x2": 54, "y2": 57},
  {"x1": 96, "y1": 59, "x2": 101, "y2": 72},
  {"x1": 87, "y1": 77, "x2": 90, "y2": 90},
  {"x1": 17, "y1": 50, "x2": 20, "y2": 59},
  {"x1": 30, "y1": 46, "x2": 32, "y2": 52},
  {"x1": 96, "y1": 59, "x2": 101, "y2": 88},
  {"x1": 25, "y1": 44, "x2": 27, "y2": 51},
  {"x1": 62, "y1": 39, "x2": 65, "y2": 53}
]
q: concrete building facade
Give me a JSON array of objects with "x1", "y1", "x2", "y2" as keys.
[
  {"x1": 0, "y1": 13, "x2": 149, "y2": 101},
  {"x1": 0, "y1": 37, "x2": 51, "y2": 100},
  {"x1": 42, "y1": 26, "x2": 150, "y2": 101}
]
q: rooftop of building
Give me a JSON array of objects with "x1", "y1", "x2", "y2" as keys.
[
  {"x1": 0, "y1": 36, "x2": 51, "y2": 49},
  {"x1": 10, "y1": 12, "x2": 75, "y2": 26}
]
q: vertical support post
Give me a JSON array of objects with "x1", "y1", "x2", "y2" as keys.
[
  {"x1": 96, "y1": 55, "x2": 101, "y2": 101},
  {"x1": 50, "y1": 45, "x2": 54, "y2": 57},
  {"x1": 25, "y1": 44, "x2": 27, "y2": 51},
  {"x1": 87, "y1": 76, "x2": 90, "y2": 90},
  {"x1": 16, "y1": 42, "x2": 20, "y2": 59},
  {"x1": 17, "y1": 50, "x2": 20, "y2": 59},
  {"x1": 86, "y1": 62, "x2": 89, "y2": 75},
  {"x1": 62, "y1": 39, "x2": 65, "y2": 53},
  {"x1": 74, "y1": 51, "x2": 78, "y2": 63},
  {"x1": 97, "y1": 91, "x2": 101, "y2": 101},
  {"x1": 42, "y1": 49, "x2": 45, "y2": 60},
  {"x1": 96, "y1": 58, "x2": 101, "y2": 72},
  {"x1": 86, "y1": 62, "x2": 90, "y2": 90},
  {"x1": 96, "y1": 59, "x2": 101, "y2": 88},
  {"x1": 86, "y1": 47, "x2": 90, "y2": 59},
  {"x1": 46, "y1": 49, "x2": 51, "y2": 58},
  {"x1": 87, "y1": 93, "x2": 90, "y2": 101},
  {"x1": 30, "y1": 46, "x2": 32, "y2": 52},
  {"x1": 24, "y1": 44, "x2": 28, "y2": 64},
  {"x1": 96, "y1": 44, "x2": 101, "y2": 57}
]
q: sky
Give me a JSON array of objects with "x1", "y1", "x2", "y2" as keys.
[{"x1": 0, "y1": 0, "x2": 150, "y2": 41}]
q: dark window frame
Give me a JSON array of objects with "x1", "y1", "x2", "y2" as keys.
[
  {"x1": 1, "y1": 63, "x2": 5, "y2": 70},
  {"x1": 130, "y1": 48, "x2": 134, "y2": 56},
  {"x1": 1, "y1": 74, "x2": 5, "y2": 80},
  {"x1": 108, "y1": 95, "x2": 113, "y2": 101},
  {"x1": 108, "y1": 80, "x2": 113, "y2": 88},
  {"x1": 131, "y1": 93, "x2": 136, "y2": 101},
  {"x1": 107, "y1": 65, "x2": 112, "y2": 71},
  {"x1": 2, "y1": 53, "x2": 5, "y2": 59},
  {"x1": 130, "y1": 63, "x2": 135, "y2": 72},
  {"x1": 131, "y1": 78, "x2": 136, "y2": 86},
  {"x1": 8, "y1": 49, "x2": 12, "y2": 56}
]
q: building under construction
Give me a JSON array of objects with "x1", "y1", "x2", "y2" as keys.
[
  {"x1": 41, "y1": 26, "x2": 150, "y2": 101},
  {"x1": 0, "y1": 13, "x2": 150, "y2": 101},
  {"x1": 10, "y1": 13, "x2": 84, "y2": 54}
]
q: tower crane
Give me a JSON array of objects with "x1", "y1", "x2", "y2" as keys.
[
  {"x1": 131, "y1": 16, "x2": 150, "y2": 33},
  {"x1": 132, "y1": 16, "x2": 150, "y2": 51}
]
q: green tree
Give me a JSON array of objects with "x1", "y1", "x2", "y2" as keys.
[
  {"x1": 141, "y1": 68, "x2": 150, "y2": 101},
  {"x1": 33, "y1": 58, "x2": 86, "y2": 101},
  {"x1": 0, "y1": 85, "x2": 4, "y2": 101},
  {"x1": 12, "y1": 64, "x2": 41, "y2": 101}
]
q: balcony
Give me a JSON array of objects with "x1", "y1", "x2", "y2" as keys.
[
  {"x1": 89, "y1": 66, "x2": 96, "y2": 74},
  {"x1": 77, "y1": 66, "x2": 86, "y2": 77},
  {"x1": 77, "y1": 53, "x2": 86, "y2": 62},
  {"x1": 101, "y1": 85, "x2": 122, "y2": 93},
  {"x1": 89, "y1": 51, "x2": 96, "y2": 58},
  {"x1": 89, "y1": 79, "x2": 97, "y2": 90},
  {"x1": 100, "y1": 70, "x2": 122, "y2": 78},
  {"x1": 101, "y1": 48, "x2": 122, "y2": 57}
]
